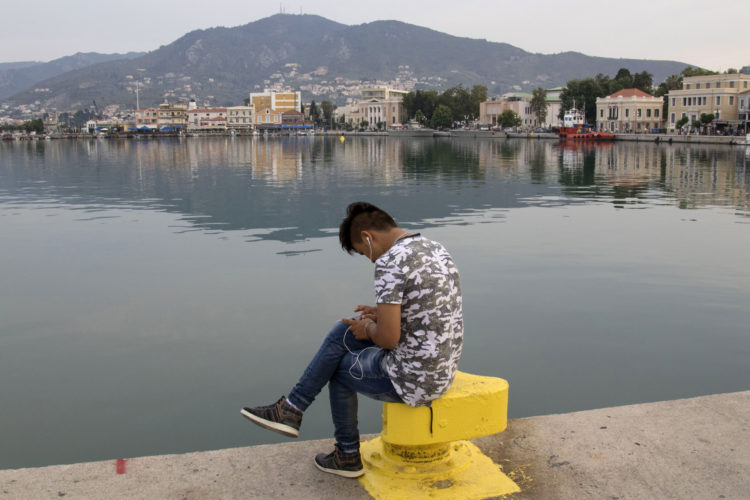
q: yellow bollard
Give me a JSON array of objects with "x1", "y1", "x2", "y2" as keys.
[{"x1": 359, "y1": 371, "x2": 520, "y2": 499}]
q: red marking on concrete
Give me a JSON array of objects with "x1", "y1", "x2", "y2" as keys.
[{"x1": 116, "y1": 458, "x2": 127, "y2": 474}]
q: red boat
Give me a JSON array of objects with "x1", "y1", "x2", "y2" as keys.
[{"x1": 556, "y1": 109, "x2": 615, "y2": 141}]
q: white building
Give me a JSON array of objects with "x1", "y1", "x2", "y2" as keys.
[
  {"x1": 340, "y1": 87, "x2": 408, "y2": 129},
  {"x1": 227, "y1": 106, "x2": 253, "y2": 131},
  {"x1": 187, "y1": 108, "x2": 227, "y2": 131}
]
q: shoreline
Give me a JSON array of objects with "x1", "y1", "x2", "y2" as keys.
[
  {"x1": 3, "y1": 130, "x2": 747, "y2": 146},
  {"x1": 2, "y1": 390, "x2": 748, "y2": 498}
]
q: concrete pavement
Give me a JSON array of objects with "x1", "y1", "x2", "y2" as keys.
[{"x1": 2, "y1": 390, "x2": 748, "y2": 499}]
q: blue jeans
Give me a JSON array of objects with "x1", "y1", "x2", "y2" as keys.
[{"x1": 287, "y1": 321, "x2": 402, "y2": 453}]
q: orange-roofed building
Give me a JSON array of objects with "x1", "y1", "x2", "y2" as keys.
[{"x1": 596, "y1": 88, "x2": 664, "y2": 133}]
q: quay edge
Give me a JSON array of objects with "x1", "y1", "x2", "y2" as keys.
[
  {"x1": 3, "y1": 131, "x2": 747, "y2": 145},
  {"x1": 1, "y1": 390, "x2": 748, "y2": 499}
]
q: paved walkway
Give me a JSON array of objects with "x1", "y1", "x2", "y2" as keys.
[{"x1": 2, "y1": 390, "x2": 749, "y2": 499}]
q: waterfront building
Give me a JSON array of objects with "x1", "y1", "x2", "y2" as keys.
[
  {"x1": 282, "y1": 110, "x2": 304, "y2": 125},
  {"x1": 254, "y1": 107, "x2": 283, "y2": 129},
  {"x1": 282, "y1": 110, "x2": 315, "y2": 130},
  {"x1": 249, "y1": 89, "x2": 302, "y2": 113},
  {"x1": 187, "y1": 108, "x2": 228, "y2": 131},
  {"x1": 342, "y1": 86, "x2": 407, "y2": 129},
  {"x1": 135, "y1": 108, "x2": 159, "y2": 130},
  {"x1": 336, "y1": 103, "x2": 362, "y2": 128},
  {"x1": 227, "y1": 106, "x2": 253, "y2": 131},
  {"x1": 738, "y1": 90, "x2": 750, "y2": 131},
  {"x1": 360, "y1": 87, "x2": 409, "y2": 101},
  {"x1": 479, "y1": 89, "x2": 564, "y2": 129},
  {"x1": 42, "y1": 110, "x2": 61, "y2": 132},
  {"x1": 596, "y1": 89, "x2": 664, "y2": 133},
  {"x1": 84, "y1": 118, "x2": 129, "y2": 133},
  {"x1": 84, "y1": 119, "x2": 98, "y2": 133},
  {"x1": 479, "y1": 93, "x2": 533, "y2": 128},
  {"x1": 666, "y1": 72, "x2": 750, "y2": 131},
  {"x1": 157, "y1": 101, "x2": 189, "y2": 130},
  {"x1": 544, "y1": 87, "x2": 564, "y2": 128}
]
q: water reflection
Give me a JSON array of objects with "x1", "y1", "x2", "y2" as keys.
[
  {"x1": 1, "y1": 138, "x2": 749, "y2": 241},
  {"x1": 2, "y1": 137, "x2": 750, "y2": 469}
]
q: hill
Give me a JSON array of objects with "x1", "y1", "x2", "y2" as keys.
[
  {"x1": 2, "y1": 14, "x2": 691, "y2": 111},
  {"x1": 0, "y1": 52, "x2": 144, "y2": 100}
]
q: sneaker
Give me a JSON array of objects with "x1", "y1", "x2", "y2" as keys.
[
  {"x1": 314, "y1": 444, "x2": 364, "y2": 478},
  {"x1": 241, "y1": 397, "x2": 302, "y2": 438}
]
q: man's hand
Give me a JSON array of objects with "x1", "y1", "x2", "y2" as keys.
[
  {"x1": 341, "y1": 317, "x2": 373, "y2": 341},
  {"x1": 353, "y1": 304, "x2": 377, "y2": 320},
  {"x1": 342, "y1": 303, "x2": 401, "y2": 349}
]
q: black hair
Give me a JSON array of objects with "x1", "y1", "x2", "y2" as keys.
[{"x1": 339, "y1": 202, "x2": 397, "y2": 254}]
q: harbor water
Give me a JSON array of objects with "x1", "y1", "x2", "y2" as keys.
[{"x1": 1, "y1": 136, "x2": 749, "y2": 469}]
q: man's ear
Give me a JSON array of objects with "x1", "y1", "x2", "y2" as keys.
[{"x1": 360, "y1": 230, "x2": 373, "y2": 243}]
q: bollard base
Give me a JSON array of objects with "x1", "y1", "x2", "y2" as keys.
[{"x1": 359, "y1": 437, "x2": 520, "y2": 499}]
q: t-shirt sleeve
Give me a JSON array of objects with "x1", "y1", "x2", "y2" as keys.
[{"x1": 374, "y1": 255, "x2": 406, "y2": 305}]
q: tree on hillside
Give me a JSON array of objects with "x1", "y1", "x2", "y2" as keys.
[
  {"x1": 320, "y1": 100, "x2": 334, "y2": 129},
  {"x1": 402, "y1": 92, "x2": 416, "y2": 117},
  {"x1": 559, "y1": 78, "x2": 607, "y2": 123},
  {"x1": 439, "y1": 85, "x2": 473, "y2": 124},
  {"x1": 498, "y1": 109, "x2": 522, "y2": 128},
  {"x1": 309, "y1": 100, "x2": 320, "y2": 125},
  {"x1": 470, "y1": 85, "x2": 488, "y2": 119},
  {"x1": 596, "y1": 69, "x2": 654, "y2": 95},
  {"x1": 614, "y1": 68, "x2": 634, "y2": 89},
  {"x1": 655, "y1": 74, "x2": 683, "y2": 96},
  {"x1": 681, "y1": 66, "x2": 717, "y2": 77},
  {"x1": 414, "y1": 109, "x2": 427, "y2": 126},
  {"x1": 402, "y1": 90, "x2": 438, "y2": 122},
  {"x1": 595, "y1": 73, "x2": 611, "y2": 93},
  {"x1": 23, "y1": 119, "x2": 44, "y2": 134},
  {"x1": 530, "y1": 88, "x2": 548, "y2": 126},
  {"x1": 431, "y1": 104, "x2": 454, "y2": 129},
  {"x1": 632, "y1": 71, "x2": 653, "y2": 92}
]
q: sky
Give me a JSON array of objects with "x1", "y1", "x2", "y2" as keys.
[{"x1": 1, "y1": 0, "x2": 748, "y2": 74}]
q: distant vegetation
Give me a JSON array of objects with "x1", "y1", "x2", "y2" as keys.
[
  {"x1": 401, "y1": 85, "x2": 487, "y2": 127},
  {"x1": 0, "y1": 118, "x2": 44, "y2": 133},
  {"x1": 558, "y1": 66, "x2": 725, "y2": 124}
]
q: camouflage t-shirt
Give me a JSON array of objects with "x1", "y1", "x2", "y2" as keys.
[{"x1": 374, "y1": 235, "x2": 463, "y2": 407}]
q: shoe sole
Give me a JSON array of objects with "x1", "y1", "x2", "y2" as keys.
[
  {"x1": 313, "y1": 457, "x2": 365, "y2": 478},
  {"x1": 240, "y1": 408, "x2": 299, "y2": 438}
]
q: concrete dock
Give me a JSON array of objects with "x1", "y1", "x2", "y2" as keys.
[{"x1": 2, "y1": 390, "x2": 749, "y2": 499}]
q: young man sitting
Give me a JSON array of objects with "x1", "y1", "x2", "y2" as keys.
[{"x1": 241, "y1": 201, "x2": 463, "y2": 477}]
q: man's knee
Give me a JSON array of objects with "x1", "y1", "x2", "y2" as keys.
[{"x1": 325, "y1": 320, "x2": 351, "y2": 344}]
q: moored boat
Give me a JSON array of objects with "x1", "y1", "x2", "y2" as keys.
[{"x1": 556, "y1": 108, "x2": 615, "y2": 141}]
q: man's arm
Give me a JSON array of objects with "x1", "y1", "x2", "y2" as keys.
[
  {"x1": 341, "y1": 303, "x2": 401, "y2": 349},
  {"x1": 372, "y1": 303, "x2": 400, "y2": 349}
]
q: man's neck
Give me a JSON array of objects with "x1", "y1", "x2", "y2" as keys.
[{"x1": 382, "y1": 227, "x2": 411, "y2": 250}]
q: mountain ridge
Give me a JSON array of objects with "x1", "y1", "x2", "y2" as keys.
[
  {"x1": 0, "y1": 52, "x2": 145, "y2": 100},
  {"x1": 2, "y1": 14, "x2": 692, "y2": 112}
]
